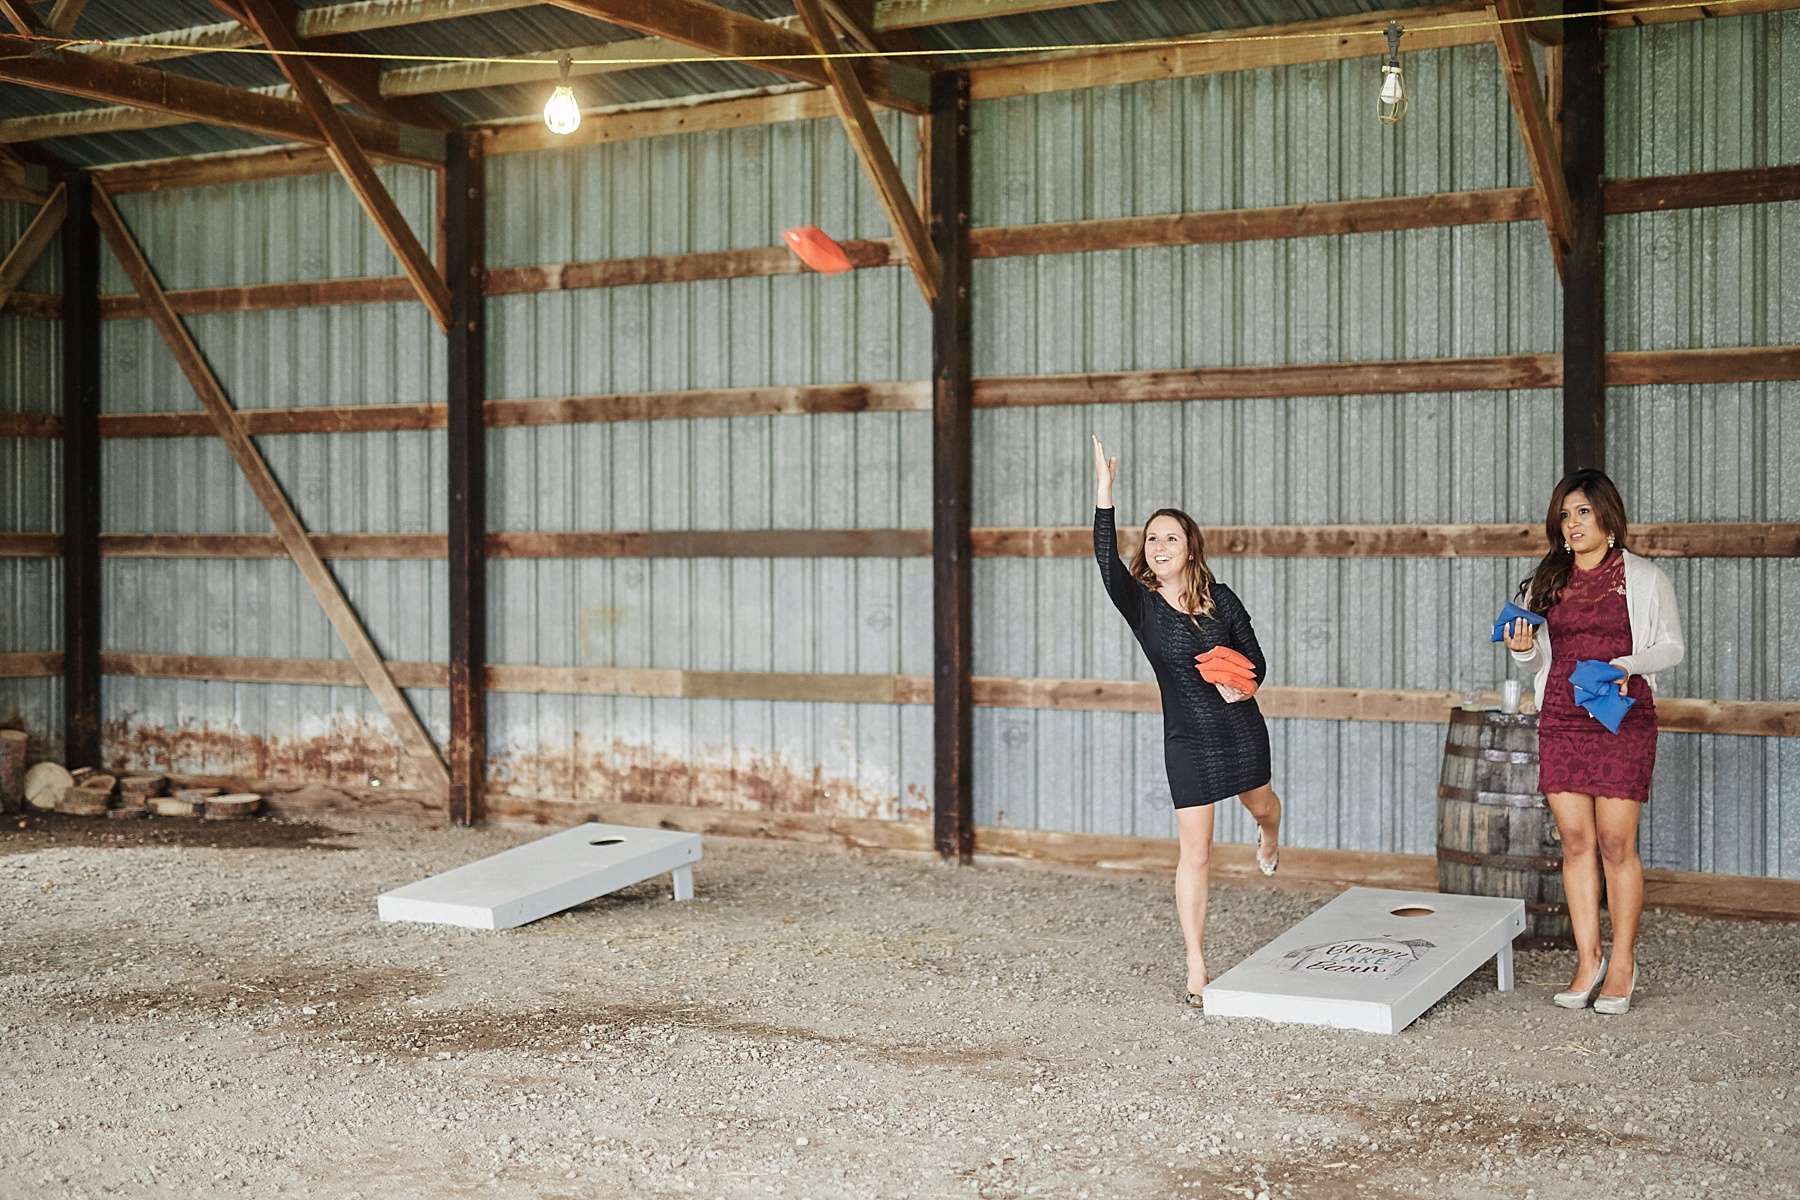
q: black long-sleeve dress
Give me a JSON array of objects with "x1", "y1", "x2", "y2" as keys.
[{"x1": 1095, "y1": 507, "x2": 1273, "y2": 808}]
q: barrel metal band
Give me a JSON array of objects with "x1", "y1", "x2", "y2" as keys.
[
  {"x1": 1438, "y1": 784, "x2": 1545, "y2": 808},
  {"x1": 1442, "y1": 742, "x2": 1538, "y2": 765},
  {"x1": 1437, "y1": 845, "x2": 1564, "y2": 873}
]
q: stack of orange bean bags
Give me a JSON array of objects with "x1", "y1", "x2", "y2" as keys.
[{"x1": 1195, "y1": 646, "x2": 1258, "y2": 698}]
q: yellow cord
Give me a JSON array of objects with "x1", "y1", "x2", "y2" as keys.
[{"x1": 8, "y1": 0, "x2": 1773, "y2": 70}]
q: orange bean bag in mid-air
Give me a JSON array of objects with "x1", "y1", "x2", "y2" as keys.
[{"x1": 782, "y1": 224, "x2": 854, "y2": 275}]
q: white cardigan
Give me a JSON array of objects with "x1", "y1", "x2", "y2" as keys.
[{"x1": 1509, "y1": 548, "x2": 1685, "y2": 708}]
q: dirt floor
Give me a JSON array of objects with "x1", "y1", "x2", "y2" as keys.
[{"x1": 2, "y1": 810, "x2": 1796, "y2": 1200}]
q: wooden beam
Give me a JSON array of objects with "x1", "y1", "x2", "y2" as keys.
[
  {"x1": 1561, "y1": 11, "x2": 1605, "y2": 471},
  {"x1": 0, "y1": 35, "x2": 441, "y2": 168},
  {"x1": 874, "y1": 0, "x2": 1094, "y2": 27},
  {"x1": 88, "y1": 652, "x2": 1800, "y2": 738},
  {"x1": 1493, "y1": 0, "x2": 1574, "y2": 271},
  {"x1": 446, "y1": 130, "x2": 486, "y2": 828},
  {"x1": 0, "y1": 181, "x2": 65, "y2": 314},
  {"x1": 545, "y1": 0, "x2": 928, "y2": 113},
  {"x1": 1607, "y1": 163, "x2": 1800, "y2": 214},
  {"x1": 930, "y1": 69, "x2": 973, "y2": 863},
  {"x1": 89, "y1": 181, "x2": 451, "y2": 798},
  {"x1": 794, "y1": 0, "x2": 939, "y2": 304},
  {"x1": 0, "y1": 0, "x2": 46, "y2": 36},
  {"x1": 0, "y1": 412, "x2": 61, "y2": 438},
  {"x1": 61, "y1": 173, "x2": 101, "y2": 769},
  {"x1": 235, "y1": 0, "x2": 452, "y2": 333},
  {"x1": 0, "y1": 651, "x2": 62, "y2": 677},
  {"x1": 47, "y1": 0, "x2": 90, "y2": 33},
  {"x1": 1601, "y1": 0, "x2": 1800, "y2": 28}
]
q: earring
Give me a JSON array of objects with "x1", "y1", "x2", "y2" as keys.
[
  {"x1": 1607, "y1": 535, "x2": 1616, "y2": 549},
  {"x1": 1563, "y1": 541, "x2": 1572, "y2": 553}
]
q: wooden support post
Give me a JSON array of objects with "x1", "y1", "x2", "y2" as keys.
[
  {"x1": 1561, "y1": 13, "x2": 1605, "y2": 472},
  {"x1": 89, "y1": 182, "x2": 452, "y2": 798},
  {"x1": 445, "y1": 131, "x2": 486, "y2": 828},
  {"x1": 1493, "y1": 0, "x2": 1574, "y2": 273},
  {"x1": 235, "y1": 0, "x2": 453, "y2": 333},
  {"x1": 61, "y1": 173, "x2": 101, "y2": 768},
  {"x1": 794, "y1": 0, "x2": 941, "y2": 305},
  {"x1": 929, "y1": 71, "x2": 973, "y2": 864},
  {"x1": 0, "y1": 181, "x2": 65, "y2": 311}
]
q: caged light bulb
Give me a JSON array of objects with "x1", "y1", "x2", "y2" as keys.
[
  {"x1": 544, "y1": 53, "x2": 581, "y2": 135},
  {"x1": 1377, "y1": 21, "x2": 1408, "y2": 125}
]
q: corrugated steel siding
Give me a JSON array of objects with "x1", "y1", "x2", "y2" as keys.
[
  {"x1": 1, "y1": 199, "x2": 62, "y2": 759},
  {"x1": 968, "y1": 43, "x2": 1565, "y2": 855},
  {"x1": 98, "y1": 170, "x2": 451, "y2": 788},
  {"x1": 483, "y1": 112, "x2": 934, "y2": 818},
  {"x1": 1606, "y1": 10, "x2": 1799, "y2": 877}
]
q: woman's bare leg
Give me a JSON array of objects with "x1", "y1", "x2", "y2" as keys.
[
  {"x1": 1174, "y1": 804, "x2": 1216, "y2": 994},
  {"x1": 1239, "y1": 782, "x2": 1282, "y2": 863},
  {"x1": 1547, "y1": 791, "x2": 1605, "y2": 991},
  {"x1": 1594, "y1": 797, "x2": 1645, "y2": 997}
]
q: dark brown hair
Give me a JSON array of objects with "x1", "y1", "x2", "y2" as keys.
[
  {"x1": 1516, "y1": 469, "x2": 1630, "y2": 612},
  {"x1": 1130, "y1": 508, "x2": 1218, "y2": 620}
]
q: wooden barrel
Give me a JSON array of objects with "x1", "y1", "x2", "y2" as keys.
[{"x1": 1436, "y1": 709, "x2": 1572, "y2": 947}]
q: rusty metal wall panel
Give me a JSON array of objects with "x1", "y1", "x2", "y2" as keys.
[
  {"x1": 1607, "y1": 11, "x2": 1799, "y2": 878},
  {"x1": 482, "y1": 112, "x2": 935, "y2": 820},
  {"x1": 967, "y1": 44, "x2": 1565, "y2": 857}
]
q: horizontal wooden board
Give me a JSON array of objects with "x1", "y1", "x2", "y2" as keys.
[
  {"x1": 971, "y1": 188, "x2": 1540, "y2": 258},
  {"x1": 971, "y1": 355, "x2": 1565, "y2": 405},
  {"x1": 0, "y1": 521, "x2": 1784, "y2": 561},
  {"x1": 93, "y1": 653, "x2": 1800, "y2": 736},
  {"x1": 1607, "y1": 162, "x2": 1800, "y2": 214},
  {"x1": 0, "y1": 650, "x2": 61, "y2": 677},
  {"x1": 0, "y1": 411, "x2": 60, "y2": 438},
  {"x1": 101, "y1": 275, "x2": 419, "y2": 320},
  {"x1": 1609, "y1": 345, "x2": 1800, "y2": 387},
  {"x1": 480, "y1": 86, "x2": 840, "y2": 156},
  {"x1": 3, "y1": 291, "x2": 58, "y2": 319},
  {"x1": 94, "y1": 144, "x2": 344, "y2": 196},
  {"x1": 485, "y1": 239, "x2": 902, "y2": 294}
]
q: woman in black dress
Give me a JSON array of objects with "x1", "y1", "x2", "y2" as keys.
[{"x1": 1092, "y1": 436, "x2": 1282, "y2": 1001}]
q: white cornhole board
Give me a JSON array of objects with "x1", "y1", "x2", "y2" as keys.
[
  {"x1": 377, "y1": 822, "x2": 701, "y2": 931},
  {"x1": 1202, "y1": 887, "x2": 1525, "y2": 1035}
]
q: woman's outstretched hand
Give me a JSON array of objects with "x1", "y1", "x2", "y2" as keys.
[{"x1": 1092, "y1": 435, "x2": 1116, "y2": 509}]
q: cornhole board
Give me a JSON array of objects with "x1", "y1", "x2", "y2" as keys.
[
  {"x1": 1201, "y1": 887, "x2": 1525, "y2": 1034},
  {"x1": 377, "y1": 822, "x2": 701, "y2": 931}
]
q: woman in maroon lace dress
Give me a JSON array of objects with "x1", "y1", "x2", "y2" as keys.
[{"x1": 1503, "y1": 470, "x2": 1684, "y2": 1015}]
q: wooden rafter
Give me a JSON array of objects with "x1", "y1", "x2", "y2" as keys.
[
  {"x1": 89, "y1": 181, "x2": 452, "y2": 799},
  {"x1": 794, "y1": 0, "x2": 939, "y2": 303},
  {"x1": 546, "y1": 0, "x2": 928, "y2": 112},
  {"x1": 0, "y1": 181, "x2": 65, "y2": 311},
  {"x1": 1492, "y1": 0, "x2": 1574, "y2": 271},
  {"x1": 46, "y1": 0, "x2": 90, "y2": 33},
  {"x1": 0, "y1": 34, "x2": 440, "y2": 167},
  {"x1": 235, "y1": 0, "x2": 452, "y2": 332},
  {"x1": 0, "y1": 0, "x2": 45, "y2": 36}
]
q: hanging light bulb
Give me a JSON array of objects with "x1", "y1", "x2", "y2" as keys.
[
  {"x1": 544, "y1": 53, "x2": 581, "y2": 136},
  {"x1": 1378, "y1": 22, "x2": 1407, "y2": 125}
]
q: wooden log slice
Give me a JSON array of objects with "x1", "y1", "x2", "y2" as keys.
[
  {"x1": 173, "y1": 787, "x2": 222, "y2": 803},
  {"x1": 119, "y1": 773, "x2": 169, "y2": 797},
  {"x1": 57, "y1": 788, "x2": 114, "y2": 816},
  {"x1": 0, "y1": 730, "x2": 27, "y2": 811},
  {"x1": 203, "y1": 793, "x2": 263, "y2": 820},
  {"x1": 150, "y1": 796, "x2": 199, "y2": 818},
  {"x1": 23, "y1": 762, "x2": 73, "y2": 810},
  {"x1": 82, "y1": 774, "x2": 118, "y2": 796}
]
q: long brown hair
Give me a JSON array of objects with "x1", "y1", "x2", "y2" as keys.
[
  {"x1": 1516, "y1": 469, "x2": 1630, "y2": 612},
  {"x1": 1130, "y1": 508, "x2": 1218, "y2": 620}
]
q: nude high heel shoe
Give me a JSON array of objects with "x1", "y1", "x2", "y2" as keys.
[
  {"x1": 1593, "y1": 967, "x2": 1637, "y2": 1015},
  {"x1": 1553, "y1": 955, "x2": 1608, "y2": 1009}
]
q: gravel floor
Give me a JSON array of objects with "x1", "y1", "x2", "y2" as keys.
[{"x1": 2, "y1": 810, "x2": 1796, "y2": 1200}]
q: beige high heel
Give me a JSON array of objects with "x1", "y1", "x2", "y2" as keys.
[
  {"x1": 1593, "y1": 967, "x2": 1637, "y2": 1015},
  {"x1": 1553, "y1": 955, "x2": 1608, "y2": 1009}
]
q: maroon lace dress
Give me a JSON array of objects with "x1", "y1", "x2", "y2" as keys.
[{"x1": 1536, "y1": 548, "x2": 1658, "y2": 801}]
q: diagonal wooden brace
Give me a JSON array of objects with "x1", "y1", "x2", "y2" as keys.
[
  {"x1": 91, "y1": 182, "x2": 452, "y2": 799},
  {"x1": 793, "y1": 0, "x2": 940, "y2": 305},
  {"x1": 236, "y1": 0, "x2": 453, "y2": 332},
  {"x1": 0, "y1": 180, "x2": 65, "y2": 310},
  {"x1": 1492, "y1": 0, "x2": 1573, "y2": 274}
]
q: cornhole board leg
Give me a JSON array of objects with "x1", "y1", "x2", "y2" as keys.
[
  {"x1": 1202, "y1": 887, "x2": 1526, "y2": 1035},
  {"x1": 376, "y1": 822, "x2": 702, "y2": 931}
]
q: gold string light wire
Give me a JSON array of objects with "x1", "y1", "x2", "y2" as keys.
[{"x1": 2, "y1": 0, "x2": 1772, "y2": 71}]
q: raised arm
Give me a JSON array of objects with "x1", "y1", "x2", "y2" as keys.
[{"x1": 1092, "y1": 437, "x2": 1143, "y2": 624}]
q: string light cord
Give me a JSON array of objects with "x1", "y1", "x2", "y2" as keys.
[{"x1": 1, "y1": 0, "x2": 1772, "y2": 70}]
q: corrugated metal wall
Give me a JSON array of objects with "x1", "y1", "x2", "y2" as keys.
[
  {"x1": 481, "y1": 112, "x2": 934, "y2": 819},
  {"x1": 0, "y1": 198, "x2": 61, "y2": 760},
  {"x1": 99, "y1": 168, "x2": 451, "y2": 788},
  {"x1": 968, "y1": 43, "x2": 1564, "y2": 854},
  {"x1": 1605, "y1": 10, "x2": 1800, "y2": 876}
]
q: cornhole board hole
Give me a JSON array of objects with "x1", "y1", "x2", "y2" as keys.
[
  {"x1": 1202, "y1": 887, "x2": 1525, "y2": 1034},
  {"x1": 377, "y1": 823, "x2": 701, "y2": 931}
]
